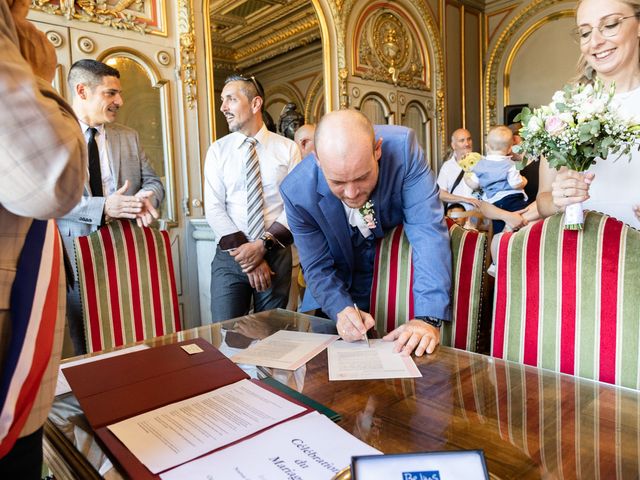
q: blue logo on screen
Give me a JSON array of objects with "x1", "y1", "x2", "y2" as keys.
[{"x1": 402, "y1": 472, "x2": 441, "y2": 480}]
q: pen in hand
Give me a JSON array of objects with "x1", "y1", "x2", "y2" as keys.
[{"x1": 353, "y1": 303, "x2": 370, "y2": 348}]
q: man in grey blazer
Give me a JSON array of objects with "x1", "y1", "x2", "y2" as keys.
[{"x1": 58, "y1": 59, "x2": 165, "y2": 355}]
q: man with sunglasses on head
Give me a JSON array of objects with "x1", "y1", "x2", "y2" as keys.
[{"x1": 205, "y1": 75, "x2": 301, "y2": 321}]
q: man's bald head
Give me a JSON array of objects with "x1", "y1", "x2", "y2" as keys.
[
  {"x1": 294, "y1": 124, "x2": 316, "y2": 158},
  {"x1": 314, "y1": 110, "x2": 382, "y2": 209},
  {"x1": 315, "y1": 110, "x2": 375, "y2": 157},
  {"x1": 486, "y1": 125, "x2": 513, "y2": 156},
  {"x1": 450, "y1": 128, "x2": 473, "y2": 161}
]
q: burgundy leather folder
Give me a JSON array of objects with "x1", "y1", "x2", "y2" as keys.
[{"x1": 64, "y1": 338, "x2": 299, "y2": 479}]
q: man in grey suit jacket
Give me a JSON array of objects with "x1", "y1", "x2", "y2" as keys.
[{"x1": 58, "y1": 59, "x2": 165, "y2": 355}]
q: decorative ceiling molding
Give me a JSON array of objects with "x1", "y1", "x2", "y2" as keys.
[{"x1": 211, "y1": 0, "x2": 319, "y2": 69}]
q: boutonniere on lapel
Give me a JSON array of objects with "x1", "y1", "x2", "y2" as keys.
[{"x1": 359, "y1": 200, "x2": 377, "y2": 229}]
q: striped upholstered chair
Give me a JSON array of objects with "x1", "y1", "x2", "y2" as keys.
[
  {"x1": 492, "y1": 211, "x2": 640, "y2": 389},
  {"x1": 370, "y1": 220, "x2": 487, "y2": 351},
  {"x1": 74, "y1": 220, "x2": 181, "y2": 353}
]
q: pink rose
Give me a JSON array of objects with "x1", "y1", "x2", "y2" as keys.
[
  {"x1": 544, "y1": 116, "x2": 566, "y2": 136},
  {"x1": 363, "y1": 214, "x2": 376, "y2": 228}
]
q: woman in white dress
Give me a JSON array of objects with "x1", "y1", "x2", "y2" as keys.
[{"x1": 537, "y1": 0, "x2": 640, "y2": 229}]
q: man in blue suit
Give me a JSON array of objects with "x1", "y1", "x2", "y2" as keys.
[{"x1": 280, "y1": 110, "x2": 451, "y2": 356}]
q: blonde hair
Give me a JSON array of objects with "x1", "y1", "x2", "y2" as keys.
[
  {"x1": 486, "y1": 125, "x2": 513, "y2": 155},
  {"x1": 575, "y1": 0, "x2": 640, "y2": 83}
]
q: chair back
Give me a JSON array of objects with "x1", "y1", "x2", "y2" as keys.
[
  {"x1": 75, "y1": 220, "x2": 181, "y2": 353},
  {"x1": 492, "y1": 211, "x2": 640, "y2": 388},
  {"x1": 370, "y1": 221, "x2": 487, "y2": 351}
]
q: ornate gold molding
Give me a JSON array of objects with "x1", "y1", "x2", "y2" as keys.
[
  {"x1": 339, "y1": 68, "x2": 348, "y2": 108},
  {"x1": 304, "y1": 74, "x2": 324, "y2": 122},
  {"x1": 30, "y1": 0, "x2": 158, "y2": 34},
  {"x1": 354, "y1": 9, "x2": 427, "y2": 90},
  {"x1": 503, "y1": 10, "x2": 574, "y2": 106},
  {"x1": 233, "y1": 19, "x2": 320, "y2": 68},
  {"x1": 484, "y1": 0, "x2": 574, "y2": 130},
  {"x1": 404, "y1": 0, "x2": 445, "y2": 148},
  {"x1": 178, "y1": 0, "x2": 197, "y2": 109}
]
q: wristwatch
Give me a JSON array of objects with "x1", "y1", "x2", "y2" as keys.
[
  {"x1": 260, "y1": 232, "x2": 276, "y2": 251},
  {"x1": 415, "y1": 315, "x2": 443, "y2": 328}
]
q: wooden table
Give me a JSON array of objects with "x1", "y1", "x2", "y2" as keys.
[{"x1": 44, "y1": 309, "x2": 640, "y2": 479}]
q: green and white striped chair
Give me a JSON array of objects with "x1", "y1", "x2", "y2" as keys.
[
  {"x1": 492, "y1": 211, "x2": 640, "y2": 389},
  {"x1": 370, "y1": 220, "x2": 487, "y2": 351},
  {"x1": 75, "y1": 220, "x2": 181, "y2": 353}
]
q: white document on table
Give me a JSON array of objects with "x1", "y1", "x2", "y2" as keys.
[
  {"x1": 327, "y1": 339, "x2": 422, "y2": 381},
  {"x1": 160, "y1": 411, "x2": 381, "y2": 480},
  {"x1": 107, "y1": 379, "x2": 306, "y2": 474},
  {"x1": 55, "y1": 344, "x2": 150, "y2": 396},
  {"x1": 230, "y1": 330, "x2": 339, "y2": 370}
]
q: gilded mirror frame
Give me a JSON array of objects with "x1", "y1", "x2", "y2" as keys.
[{"x1": 203, "y1": 0, "x2": 337, "y2": 144}]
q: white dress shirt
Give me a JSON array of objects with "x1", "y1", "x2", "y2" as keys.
[
  {"x1": 436, "y1": 154, "x2": 476, "y2": 210},
  {"x1": 342, "y1": 203, "x2": 373, "y2": 238},
  {"x1": 204, "y1": 125, "x2": 301, "y2": 242},
  {"x1": 79, "y1": 121, "x2": 116, "y2": 196}
]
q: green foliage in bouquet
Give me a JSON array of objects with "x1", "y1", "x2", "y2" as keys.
[{"x1": 513, "y1": 79, "x2": 640, "y2": 172}]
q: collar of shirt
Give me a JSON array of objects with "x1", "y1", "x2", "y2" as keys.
[
  {"x1": 233, "y1": 124, "x2": 269, "y2": 151},
  {"x1": 342, "y1": 202, "x2": 373, "y2": 238},
  {"x1": 79, "y1": 120, "x2": 105, "y2": 139},
  {"x1": 484, "y1": 154, "x2": 512, "y2": 162}
]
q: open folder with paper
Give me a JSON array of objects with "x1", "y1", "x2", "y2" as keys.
[
  {"x1": 63, "y1": 338, "x2": 311, "y2": 478},
  {"x1": 63, "y1": 337, "x2": 376, "y2": 479}
]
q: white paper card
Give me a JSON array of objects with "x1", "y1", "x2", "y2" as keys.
[
  {"x1": 327, "y1": 339, "x2": 422, "y2": 381},
  {"x1": 181, "y1": 343, "x2": 204, "y2": 355},
  {"x1": 107, "y1": 379, "x2": 306, "y2": 474},
  {"x1": 230, "y1": 330, "x2": 339, "y2": 370},
  {"x1": 160, "y1": 412, "x2": 381, "y2": 480},
  {"x1": 55, "y1": 344, "x2": 150, "y2": 396}
]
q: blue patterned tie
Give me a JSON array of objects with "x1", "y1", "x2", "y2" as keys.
[{"x1": 244, "y1": 137, "x2": 265, "y2": 241}]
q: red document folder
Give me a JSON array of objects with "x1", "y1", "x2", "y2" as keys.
[{"x1": 64, "y1": 338, "x2": 310, "y2": 479}]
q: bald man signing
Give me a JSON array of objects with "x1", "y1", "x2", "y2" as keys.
[{"x1": 280, "y1": 110, "x2": 451, "y2": 356}]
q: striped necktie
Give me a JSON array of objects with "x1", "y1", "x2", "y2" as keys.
[{"x1": 244, "y1": 137, "x2": 265, "y2": 241}]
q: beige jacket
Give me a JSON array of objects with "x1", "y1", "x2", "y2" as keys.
[{"x1": 0, "y1": 0, "x2": 87, "y2": 437}]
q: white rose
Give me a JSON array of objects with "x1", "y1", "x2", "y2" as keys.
[
  {"x1": 591, "y1": 98, "x2": 607, "y2": 114},
  {"x1": 579, "y1": 101, "x2": 596, "y2": 119},
  {"x1": 552, "y1": 90, "x2": 566, "y2": 104},
  {"x1": 527, "y1": 116, "x2": 543, "y2": 133},
  {"x1": 559, "y1": 112, "x2": 574, "y2": 125}
]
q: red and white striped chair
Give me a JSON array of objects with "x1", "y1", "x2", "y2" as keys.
[
  {"x1": 74, "y1": 220, "x2": 181, "y2": 353},
  {"x1": 492, "y1": 211, "x2": 640, "y2": 389},
  {"x1": 370, "y1": 220, "x2": 487, "y2": 351}
]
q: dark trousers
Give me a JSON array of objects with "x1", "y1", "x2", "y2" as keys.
[
  {"x1": 210, "y1": 246, "x2": 292, "y2": 322},
  {"x1": 492, "y1": 193, "x2": 528, "y2": 234},
  {"x1": 0, "y1": 427, "x2": 43, "y2": 480},
  {"x1": 67, "y1": 284, "x2": 86, "y2": 355}
]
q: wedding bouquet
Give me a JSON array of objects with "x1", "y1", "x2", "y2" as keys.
[
  {"x1": 459, "y1": 152, "x2": 482, "y2": 172},
  {"x1": 459, "y1": 152, "x2": 483, "y2": 199},
  {"x1": 514, "y1": 78, "x2": 640, "y2": 229}
]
